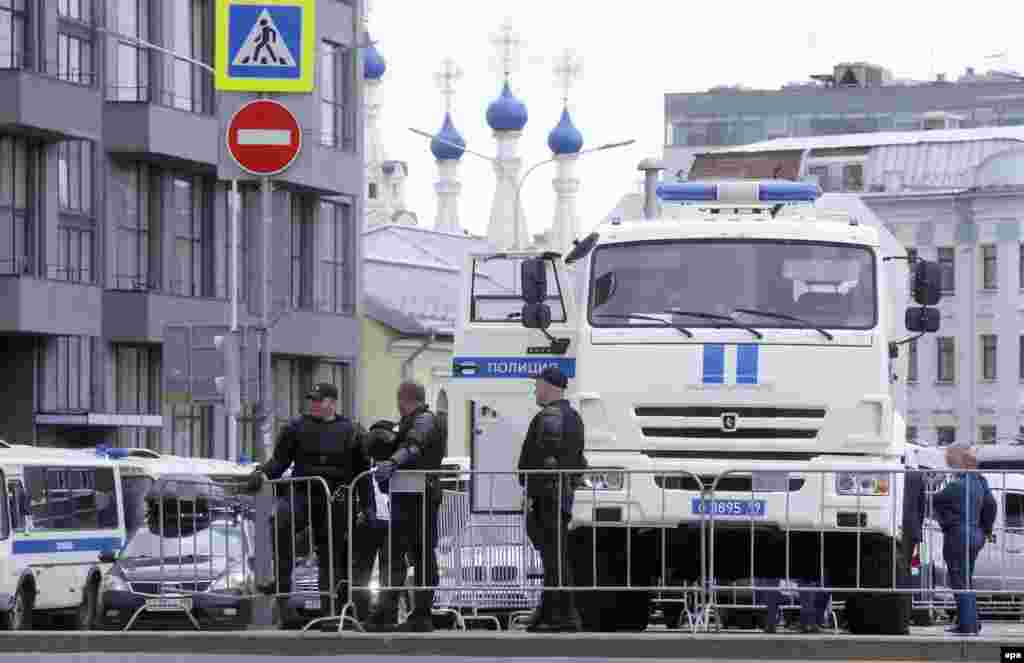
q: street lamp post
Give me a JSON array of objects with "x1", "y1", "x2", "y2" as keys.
[{"x1": 409, "y1": 128, "x2": 635, "y2": 248}]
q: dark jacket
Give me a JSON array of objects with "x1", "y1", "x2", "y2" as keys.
[
  {"x1": 391, "y1": 405, "x2": 446, "y2": 500},
  {"x1": 902, "y1": 470, "x2": 928, "y2": 547},
  {"x1": 517, "y1": 399, "x2": 586, "y2": 508},
  {"x1": 932, "y1": 472, "x2": 997, "y2": 539},
  {"x1": 260, "y1": 414, "x2": 370, "y2": 504}
]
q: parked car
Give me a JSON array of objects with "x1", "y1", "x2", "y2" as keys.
[{"x1": 97, "y1": 475, "x2": 255, "y2": 631}]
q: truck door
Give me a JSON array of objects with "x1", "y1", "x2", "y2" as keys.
[{"x1": 449, "y1": 253, "x2": 579, "y2": 514}]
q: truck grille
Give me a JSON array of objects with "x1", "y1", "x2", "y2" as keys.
[
  {"x1": 635, "y1": 406, "x2": 826, "y2": 419},
  {"x1": 642, "y1": 427, "x2": 818, "y2": 440},
  {"x1": 654, "y1": 475, "x2": 805, "y2": 492},
  {"x1": 294, "y1": 576, "x2": 319, "y2": 592},
  {"x1": 130, "y1": 581, "x2": 211, "y2": 594}
]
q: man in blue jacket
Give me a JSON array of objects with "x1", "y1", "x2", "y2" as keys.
[{"x1": 933, "y1": 444, "x2": 996, "y2": 635}]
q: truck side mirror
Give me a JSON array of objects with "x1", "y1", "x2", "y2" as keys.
[
  {"x1": 905, "y1": 306, "x2": 940, "y2": 333},
  {"x1": 911, "y1": 260, "x2": 942, "y2": 306},
  {"x1": 521, "y1": 258, "x2": 548, "y2": 305},
  {"x1": 521, "y1": 303, "x2": 552, "y2": 331}
]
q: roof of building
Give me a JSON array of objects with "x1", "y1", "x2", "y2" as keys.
[
  {"x1": 362, "y1": 225, "x2": 499, "y2": 336},
  {"x1": 486, "y1": 81, "x2": 528, "y2": 132},
  {"x1": 363, "y1": 41, "x2": 386, "y2": 81},
  {"x1": 548, "y1": 107, "x2": 583, "y2": 155},
  {"x1": 702, "y1": 126, "x2": 1024, "y2": 154},
  {"x1": 431, "y1": 112, "x2": 466, "y2": 161}
]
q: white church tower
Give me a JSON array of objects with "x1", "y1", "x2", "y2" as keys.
[
  {"x1": 545, "y1": 50, "x2": 585, "y2": 255},
  {"x1": 362, "y1": 2, "x2": 416, "y2": 227},
  {"x1": 485, "y1": 21, "x2": 529, "y2": 250},
  {"x1": 430, "y1": 58, "x2": 466, "y2": 234}
]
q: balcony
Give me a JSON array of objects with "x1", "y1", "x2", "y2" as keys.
[
  {"x1": 105, "y1": 53, "x2": 219, "y2": 170},
  {"x1": 0, "y1": 62, "x2": 103, "y2": 141},
  {"x1": 102, "y1": 289, "x2": 230, "y2": 343},
  {"x1": 0, "y1": 266, "x2": 102, "y2": 336}
]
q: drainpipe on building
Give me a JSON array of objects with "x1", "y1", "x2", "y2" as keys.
[
  {"x1": 399, "y1": 331, "x2": 436, "y2": 382},
  {"x1": 960, "y1": 191, "x2": 977, "y2": 445}
]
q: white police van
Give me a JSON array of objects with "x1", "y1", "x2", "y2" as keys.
[{"x1": 0, "y1": 443, "x2": 134, "y2": 629}]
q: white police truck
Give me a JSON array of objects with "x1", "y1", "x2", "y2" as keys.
[{"x1": 447, "y1": 179, "x2": 943, "y2": 633}]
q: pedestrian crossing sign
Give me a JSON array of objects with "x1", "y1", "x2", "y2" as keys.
[{"x1": 215, "y1": 0, "x2": 315, "y2": 92}]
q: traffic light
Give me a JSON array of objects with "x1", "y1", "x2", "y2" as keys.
[{"x1": 214, "y1": 331, "x2": 241, "y2": 416}]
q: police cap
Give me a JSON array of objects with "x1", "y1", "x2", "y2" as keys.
[
  {"x1": 306, "y1": 382, "x2": 339, "y2": 401},
  {"x1": 538, "y1": 366, "x2": 568, "y2": 389}
]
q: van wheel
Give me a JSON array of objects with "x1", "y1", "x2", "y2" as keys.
[
  {"x1": 76, "y1": 582, "x2": 98, "y2": 630},
  {"x1": 7, "y1": 586, "x2": 33, "y2": 631}
]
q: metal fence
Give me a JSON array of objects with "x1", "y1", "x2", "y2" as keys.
[{"x1": 89, "y1": 465, "x2": 1024, "y2": 634}]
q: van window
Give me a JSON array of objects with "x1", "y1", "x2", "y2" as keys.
[
  {"x1": 24, "y1": 467, "x2": 118, "y2": 531},
  {"x1": 1005, "y1": 492, "x2": 1024, "y2": 530},
  {"x1": 8, "y1": 481, "x2": 26, "y2": 531}
]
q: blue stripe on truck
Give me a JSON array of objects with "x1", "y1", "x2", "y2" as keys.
[
  {"x1": 13, "y1": 537, "x2": 121, "y2": 555},
  {"x1": 702, "y1": 345, "x2": 725, "y2": 384},
  {"x1": 736, "y1": 344, "x2": 759, "y2": 385}
]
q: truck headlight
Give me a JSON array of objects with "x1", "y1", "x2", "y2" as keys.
[
  {"x1": 101, "y1": 573, "x2": 130, "y2": 593},
  {"x1": 835, "y1": 472, "x2": 890, "y2": 496},
  {"x1": 582, "y1": 469, "x2": 625, "y2": 491},
  {"x1": 210, "y1": 570, "x2": 248, "y2": 592}
]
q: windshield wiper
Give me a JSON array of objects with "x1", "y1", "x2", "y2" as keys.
[
  {"x1": 663, "y1": 309, "x2": 763, "y2": 340},
  {"x1": 732, "y1": 308, "x2": 834, "y2": 341},
  {"x1": 592, "y1": 313, "x2": 693, "y2": 338}
]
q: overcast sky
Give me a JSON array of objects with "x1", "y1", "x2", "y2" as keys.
[{"x1": 368, "y1": 0, "x2": 1022, "y2": 240}]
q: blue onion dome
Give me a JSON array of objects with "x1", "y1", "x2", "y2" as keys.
[
  {"x1": 430, "y1": 112, "x2": 466, "y2": 161},
  {"x1": 486, "y1": 81, "x2": 528, "y2": 132},
  {"x1": 547, "y1": 107, "x2": 584, "y2": 155},
  {"x1": 363, "y1": 40, "x2": 386, "y2": 81}
]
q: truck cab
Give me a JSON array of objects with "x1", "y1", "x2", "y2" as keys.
[{"x1": 448, "y1": 179, "x2": 943, "y2": 633}]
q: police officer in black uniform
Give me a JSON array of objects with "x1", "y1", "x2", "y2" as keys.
[
  {"x1": 518, "y1": 366, "x2": 585, "y2": 632},
  {"x1": 247, "y1": 382, "x2": 370, "y2": 623},
  {"x1": 368, "y1": 381, "x2": 446, "y2": 632}
]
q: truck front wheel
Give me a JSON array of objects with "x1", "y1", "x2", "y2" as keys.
[{"x1": 839, "y1": 534, "x2": 910, "y2": 635}]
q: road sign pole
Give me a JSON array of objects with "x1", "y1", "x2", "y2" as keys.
[
  {"x1": 261, "y1": 176, "x2": 274, "y2": 458},
  {"x1": 228, "y1": 178, "x2": 240, "y2": 461}
]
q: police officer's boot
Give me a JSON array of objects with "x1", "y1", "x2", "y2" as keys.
[
  {"x1": 952, "y1": 593, "x2": 979, "y2": 635},
  {"x1": 526, "y1": 592, "x2": 552, "y2": 631},
  {"x1": 396, "y1": 592, "x2": 435, "y2": 632}
]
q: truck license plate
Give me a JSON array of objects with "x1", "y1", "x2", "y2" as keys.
[
  {"x1": 145, "y1": 597, "x2": 192, "y2": 612},
  {"x1": 691, "y1": 498, "x2": 766, "y2": 517}
]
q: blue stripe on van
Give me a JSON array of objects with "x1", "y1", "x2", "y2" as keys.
[
  {"x1": 702, "y1": 345, "x2": 725, "y2": 384},
  {"x1": 736, "y1": 344, "x2": 760, "y2": 385},
  {"x1": 13, "y1": 537, "x2": 121, "y2": 555}
]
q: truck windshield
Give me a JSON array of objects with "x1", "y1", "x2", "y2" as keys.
[{"x1": 589, "y1": 239, "x2": 876, "y2": 331}]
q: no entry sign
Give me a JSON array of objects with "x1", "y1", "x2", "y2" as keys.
[{"x1": 226, "y1": 99, "x2": 302, "y2": 176}]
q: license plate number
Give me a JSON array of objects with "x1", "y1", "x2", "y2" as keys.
[
  {"x1": 691, "y1": 498, "x2": 766, "y2": 517},
  {"x1": 145, "y1": 597, "x2": 191, "y2": 612},
  {"x1": 303, "y1": 599, "x2": 321, "y2": 610}
]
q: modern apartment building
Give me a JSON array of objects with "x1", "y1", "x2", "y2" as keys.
[
  {"x1": 0, "y1": 0, "x2": 365, "y2": 461},
  {"x1": 665, "y1": 61, "x2": 1024, "y2": 178}
]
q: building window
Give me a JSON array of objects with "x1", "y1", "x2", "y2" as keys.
[
  {"x1": 982, "y1": 334, "x2": 997, "y2": 381},
  {"x1": 108, "y1": 0, "x2": 149, "y2": 101},
  {"x1": 907, "y1": 338, "x2": 918, "y2": 383},
  {"x1": 170, "y1": 176, "x2": 214, "y2": 297},
  {"x1": 164, "y1": 0, "x2": 211, "y2": 113},
  {"x1": 55, "y1": 140, "x2": 94, "y2": 284},
  {"x1": 938, "y1": 247, "x2": 955, "y2": 294},
  {"x1": 111, "y1": 163, "x2": 160, "y2": 290},
  {"x1": 937, "y1": 426, "x2": 957, "y2": 447},
  {"x1": 38, "y1": 336, "x2": 93, "y2": 413},
  {"x1": 0, "y1": 136, "x2": 36, "y2": 276},
  {"x1": 979, "y1": 425, "x2": 997, "y2": 445},
  {"x1": 316, "y1": 200, "x2": 353, "y2": 314},
  {"x1": 906, "y1": 425, "x2": 918, "y2": 444},
  {"x1": 937, "y1": 336, "x2": 956, "y2": 383},
  {"x1": 58, "y1": 0, "x2": 91, "y2": 21},
  {"x1": 171, "y1": 404, "x2": 214, "y2": 458},
  {"x1": 319, "y1": 41, "x2": 354, "y2": 150},
  {"x1": 0, "y1": 1, "x2": 28, "y2": 69},
  {"x1": 290, "y1": 195, "x2": 315, "y2": 309},
  {"x1": 58, "y1": 140, "x2": 92, "y2": 214},
  {"x1": 807, "y1": 165, "x2": 831, "y2": 191},
  {"x1": 56, "y1": 32, "x2": 93, "y2": 85},
  {"x1": 113, "y1": 345, "x2": 161, "y2": 450},
  {"x1": 842, "y1": 163, "x2": 864, "y2": 191},
  {"x1": 982, "y1": 244, "x2": 998, "y2": 290}
]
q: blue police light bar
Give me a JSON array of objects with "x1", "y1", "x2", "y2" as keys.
[{"x1": 656, "y1": 180, "x2": 821, "y2": 204}]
